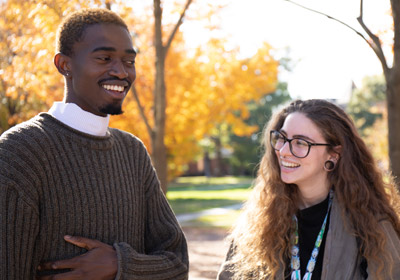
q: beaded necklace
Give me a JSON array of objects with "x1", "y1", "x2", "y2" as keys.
[{"x1": 290, "y1": 190, "x2": 333, "y2": 280}]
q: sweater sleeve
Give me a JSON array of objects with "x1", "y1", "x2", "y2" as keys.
[
  {"x1": 113, "y1": 143, "x2": 189, "y2": 280},
  {"x1": 0, "y1": 142, "x2": 40, "y2": 279}
]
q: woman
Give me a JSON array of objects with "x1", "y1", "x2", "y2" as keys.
[{"x1": 218, "y1": 99, "x2": 400, "y2": 280}]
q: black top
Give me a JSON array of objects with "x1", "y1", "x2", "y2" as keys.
[{"x1": 286, "y1": 194, "x2": 330, "y2": 280}]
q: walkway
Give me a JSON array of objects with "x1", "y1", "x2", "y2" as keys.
[{"x1": 177, "y1": 204, "x2": 243, "y2": 279}]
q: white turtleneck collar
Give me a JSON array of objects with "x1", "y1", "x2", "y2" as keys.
[{"x1": 48, "y1": 102, "x2": 110, "y2": 136}]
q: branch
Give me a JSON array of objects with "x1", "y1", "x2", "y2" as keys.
[
  {"x1": 284, "y1": 0, "x2": 390, "y2": 77},
  {"x1": 164, "y1": 0, "x2": 194, "y2": 51},
  {"x1": 357, "y1": 0, "x2": 389, "y2": 76},
  {"x1": 131, "y1": 85, "x2": 154, "y2": 138},
  {"x1": 284, "y1": 0, "x2": 370, "y2": 44}
]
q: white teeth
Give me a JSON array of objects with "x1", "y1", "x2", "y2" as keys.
[
  {"x1": 281, "y1": 161, "x2": 300, "y2": 168},
  {"x1": 102, "y1": 84, "x2": 124, "y2": 92}
]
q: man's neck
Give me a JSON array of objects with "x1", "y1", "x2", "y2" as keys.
[{"x1": 48, "y1": 102, "x2": 110, "y2": 136}]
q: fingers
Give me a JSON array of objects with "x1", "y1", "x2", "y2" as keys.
[
  {"x1": 38, "y1": 256, "x2": 79, "y2": 271},
  {"x1": 36, "y1": 236, "x2": 117, "y2": 279},
  {"x1": 64, "y1": 235, "x2": 102, "y2": 250},
  {"x1": 37, "y1": 236, "x2": 101, "y2": 271}
]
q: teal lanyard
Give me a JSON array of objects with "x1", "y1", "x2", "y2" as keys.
[{"x1": 290, "y1": 190, "x2": 333, "y2": 280}]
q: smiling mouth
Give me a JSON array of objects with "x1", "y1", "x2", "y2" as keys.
[
  {"x1": 102, "y1": 84, "x2": 125, "y2": 93},
  {"x1": 281, "y1": 160, "x2": 300, "y2": 168},
  {"x1": 100, "y1": 83, "x2": 129, "y2": 100}
]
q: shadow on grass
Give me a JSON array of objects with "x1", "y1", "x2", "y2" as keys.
[
  {"x1": 167, "y1": 176, "x2": 253, "y2": 216},
  {"x1": 168, "y1": 184, "x2": 251, "y2": 192},
  {"x1": 181, "y1": 210, "x2": 242, "y2": 228},
  {"x1": 169, "y1": 176, "x2": 254, "y2": 191},
  {"x1": 169, "y1": 198, "x2": 244, "y2": 215}
]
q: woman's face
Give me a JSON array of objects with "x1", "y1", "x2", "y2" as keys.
[{"x1": 274, "y1": 112, "x2": 332, "y2": 190}]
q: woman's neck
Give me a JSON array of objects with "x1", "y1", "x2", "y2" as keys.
[{"x1": 297, "y1": 182, "x2": 331, "y2": 210}]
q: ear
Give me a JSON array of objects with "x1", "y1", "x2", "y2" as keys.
[
  {"x1": 329, "y1": 145, "x2": 342, "y2": 161},
  {"x1": 54, "y1": 53, "x2": 71, "y2": 77}
]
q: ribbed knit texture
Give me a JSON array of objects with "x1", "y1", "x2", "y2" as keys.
[{"x1": 0, "y1": 113, "x2": 188, "y2": 280}]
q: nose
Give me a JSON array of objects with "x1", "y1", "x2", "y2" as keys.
[
  {"x1": 109, "y1": 60, "x2": 128, "y2": 79},
  {"x1": 278, "y1": 141, "x2": 292, "y2": 156}
]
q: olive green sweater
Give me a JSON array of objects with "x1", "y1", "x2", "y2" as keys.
[{"x1": 0, "y1": 113, "x2": 188, "y2": 279}]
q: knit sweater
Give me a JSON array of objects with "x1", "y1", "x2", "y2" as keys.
[{"x1": 0, "y1": 113, "x2": 189, "y2": 280}]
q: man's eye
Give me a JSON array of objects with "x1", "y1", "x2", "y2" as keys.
[
  {"x1": 97, "y1": 57, "x2": 111, "y2": 61},
  {"x1": 125, "y1": 60, "x2": 135, "y2": 65}
]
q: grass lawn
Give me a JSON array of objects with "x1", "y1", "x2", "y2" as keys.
[{"x1": 166, "y1": 176, "x2": 253, "y2": 215}]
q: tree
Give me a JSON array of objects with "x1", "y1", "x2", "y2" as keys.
[
  {"x1": 120, "y1": 1, "x2": 279, "y2": 192},
  {"x1": 228, "y1": 82, "x2": 291, "y2": 176},
  {"x1": 347, "y1": 75, "x2": 388, "y2": 169},
  {"x1": 363, "y1": 110, "x2": 389, "y2": 171},
  {"x1": 127, "y1": 0, "x2": 193, "y2": 193},
  {"x1": 1, "y1": 1, "x2": 279, "y2": 193},
  {"x1": 0, "y1": 0, "x2": 108, "y2": 134},
  {"x1": 284, "y1": 0, "x2": 400, "y2": 184},
  {"x1": 347, "y1": 75, "x2": 386, "y2": 131},
  {"x1": 112, "y1": 34, "x2": 278, "y2": 190}
]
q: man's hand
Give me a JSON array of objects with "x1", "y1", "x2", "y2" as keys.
[{"x1": 36, "y1": 235, "x2": 117, "y2": 280}]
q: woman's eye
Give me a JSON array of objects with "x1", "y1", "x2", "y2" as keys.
[
  {"x1": 294, "y1": 139, "x2": 308, "y2": 147},
  {"x1": 276, "y1": 135, "x2": 285, "y2": 142}
]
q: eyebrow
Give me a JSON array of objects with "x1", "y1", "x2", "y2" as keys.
[
  {"x1": 279, "y1": 129, "x2": 316, "y2": 142},
  {"x1": 91, "y1": 47, "x2": 137, "y2": 55}
]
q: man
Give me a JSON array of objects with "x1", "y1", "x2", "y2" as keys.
[{"x1": 0, "y1": 8, "x2": 188, "y2": 279}]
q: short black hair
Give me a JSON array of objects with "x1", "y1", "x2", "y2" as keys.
[{"x1": 56, "y1": 8, "x2": 128, "y2": 56}]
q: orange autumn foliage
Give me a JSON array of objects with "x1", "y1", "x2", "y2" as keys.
[
  {"x1": 1, "y1": 0, "x2": 278, "y2": 179},
  {"x1": 0, "y1": 0, "x2": 108, "y2": 131},
  {"x1": 112, "y1": 32, "x2": 278, "y2": 178}
]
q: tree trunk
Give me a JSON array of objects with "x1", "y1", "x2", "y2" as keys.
[
  {"x1": 388, "y1": 0, "x2": 400, "y2": 185},
  {"x1": 152, "y1": 0, "x2": 168, "y2": 193},
  {"x1": 203, "y1": 151, "x2": 211, "y2": 178},
  {"x1": 212, "y1": 136, "x2": 224, "y2": 177},
  {"x1": 386, "y1": 73, "x2": 400, "y2": 185},
  {"x1": 151, "y1": 57, "x2": 168, "y2": 193}
]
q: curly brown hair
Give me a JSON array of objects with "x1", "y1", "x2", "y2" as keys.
[
  {"x1": 56, "y1": 8, "x2": 128, "y2": 56},
  {"x1": 229, "y1": 99, "x2": 400, "y2": 279}
]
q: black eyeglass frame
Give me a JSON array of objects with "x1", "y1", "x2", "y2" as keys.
[{"x1": 270, "y1": 130, "x2": 332, "y2": 158}]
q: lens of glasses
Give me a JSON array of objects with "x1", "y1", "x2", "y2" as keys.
[
  {"x1": 290, "y1": 138, "x2": 310, "y2": 158},
  {"x1": 270, "y1": 131, "x2": 310, "y2": 158},
  {"x1": 270, "y1": 131, "x2": 285, "y2": 150}
]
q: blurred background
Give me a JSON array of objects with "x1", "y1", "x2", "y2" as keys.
[{"x1": 0, "y1": 0, "x2": 394, "y2": 279}]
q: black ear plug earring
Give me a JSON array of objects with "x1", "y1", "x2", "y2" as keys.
[{"x1": 324, "y1": 160, "x2": 336, "y2": 171}]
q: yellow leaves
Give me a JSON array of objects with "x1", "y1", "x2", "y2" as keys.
[
  {"x1": 110, "y1": 29, "x2": 278, "y2": 179},
  {"x1": 2, "y1": 0, "x2": 278, "y2": 179},
  {"x1": 363, "y1": 103, "x2": 389, "y2": 171},
  {"x1": 0, "y1": 0, "x2": 106, "y2": 132}
]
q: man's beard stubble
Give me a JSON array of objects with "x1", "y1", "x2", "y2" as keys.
[{"x1": 99, "y1": 103, "x2": 123, "y2": 115}]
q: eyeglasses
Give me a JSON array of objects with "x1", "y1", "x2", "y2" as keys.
[{"x1": 270, "y1": 130, "x2": 331, "y2": 158}]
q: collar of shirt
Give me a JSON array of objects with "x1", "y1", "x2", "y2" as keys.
[{"x1": 48, "y1": 102, "x2": 110, "y2": 136}]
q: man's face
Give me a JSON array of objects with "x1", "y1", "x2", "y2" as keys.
[{"x1": 66, "y1": 23, "x2": 136, "y2": 116}]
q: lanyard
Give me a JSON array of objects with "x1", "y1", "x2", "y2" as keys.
[{"x1": 290, "y1": 190, "x2": 333, "y2": 280}]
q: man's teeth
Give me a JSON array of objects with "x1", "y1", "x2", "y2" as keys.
[
  {"x1": 281, "y1": 161, "x2": 300, "y2": 168},
  {"x1": 102, "y1": 84, "x2": 124, "y2": 92}
]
